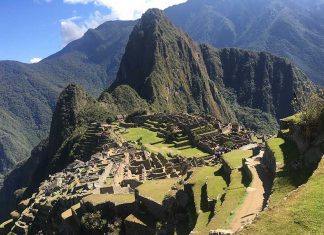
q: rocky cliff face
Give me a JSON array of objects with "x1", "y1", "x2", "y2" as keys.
[
  {"x1": 165, "y1": 0, "x2": 324, "y2": 85},
  {"x1": 200, "y1": 45, "x2": 313, "y2": 120}
]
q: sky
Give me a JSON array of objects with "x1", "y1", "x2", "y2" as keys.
[{"x1": 0, "y1": 0, "x2": 187, "y2": 63}]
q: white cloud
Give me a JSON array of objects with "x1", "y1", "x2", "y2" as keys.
[
  {"x1": 64, "y1": 0, "x2": 187, "y2": 20},
  {"x1": 60, "y1": 0, "x2": 187, "y2": 45},
  {"x1": 60, "y1": 11, "x2": 115, "y2": 45},
  {"x1": 30, "y1": 58, "x2": 42, "y2": 63},
  {"x1": 34, "y1": 0, "x2": 52, "y2": 3}
]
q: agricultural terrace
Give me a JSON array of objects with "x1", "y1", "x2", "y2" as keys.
[
  {"x1": 223, "y1": 150, "x2": 254, "y2": 168},
  {"x1": 118, "y1": 127, "x2": 208, "y2": 158},
  {"x1": 137, "y1": 178, "x2": 179, "y2": 204},
  {"x1": 189, "y1": 166, "x2": 227, "y2": 232}
]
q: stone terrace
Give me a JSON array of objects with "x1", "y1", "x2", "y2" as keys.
[{"x1": 130, "y1": 113, "x2": 252, "y2": 154}]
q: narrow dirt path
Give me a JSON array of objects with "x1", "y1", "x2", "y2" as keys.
[{"x1": 230, "y1": 151, "x2": 268, "y2": 232}]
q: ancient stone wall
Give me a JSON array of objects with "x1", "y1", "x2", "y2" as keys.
[
  {"x1": 241, "y1": 159, "x2": 252, "y2": 187},
  {"x1": 135, "y1": 194, "x2": 165, "y2": 220},
  {"x1": 262, "y1": 145, "x2": 276, "y2": 177}
]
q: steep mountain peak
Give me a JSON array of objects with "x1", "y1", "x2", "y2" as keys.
[
  {"x1": 107, "y1": 9, "x2": 235, "y2": 122},
  {"x1": 141, "y1": 8, "x2": 167, "y2": 21},
  {"x1": 48, "y1": 83, "x2": 93, "y2": 156}
]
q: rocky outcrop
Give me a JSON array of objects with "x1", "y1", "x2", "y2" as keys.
[{"x1": 201, "y1": 45, "x2": 314, "y2": 120}]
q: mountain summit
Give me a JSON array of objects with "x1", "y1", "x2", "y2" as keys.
[{"x1": 108, "y1": 8, "x2": 234, "y2": 121}]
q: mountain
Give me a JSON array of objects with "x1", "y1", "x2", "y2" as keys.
[
  {"x1": 101, "y1": 9, "x2": 313, "y2": 129},
  {"x1": 165, "y1": 0, "x2": 324, "y2": 85},
  {"x1": 105, "y1": 9, "x2": 234, "y2": 122},
  {"x1": 0, "y1": 20, "x2": 135, "y2": 183}
]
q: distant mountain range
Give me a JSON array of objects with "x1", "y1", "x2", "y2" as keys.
[
  {"x1": 0, "y1": 21, "x2": 135, "y2": 180},
  {"x1": 166, "y1": 0, "x2": 324, "y2": 84},
  {"x1": 1, "y1": 0, "x2": 324, "y2": 183}
]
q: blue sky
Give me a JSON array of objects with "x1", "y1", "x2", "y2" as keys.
[{"x1": 0, "y1": 0, "x2": 187, "y2": 63}]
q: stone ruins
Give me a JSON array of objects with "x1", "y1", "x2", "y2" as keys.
[{"x1": 1, "y1": 113, "x2": 254, "y2": 234}]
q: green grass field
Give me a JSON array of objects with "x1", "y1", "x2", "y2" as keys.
[
  {"x1": 137, "y1": 178, "x2": 178, "y2": 204},
  {"x1": 223, "y1": 150, "x2": 254, "y2": 168},
  {"x1": 207, "y1": 175, "x2": 227, "y2": 200},
  {"x1": 119, "y1": 127, "x2": 208, "y2": 158}
]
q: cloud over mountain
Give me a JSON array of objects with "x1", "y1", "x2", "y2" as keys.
[
  {"x1": 60, "y1": 0, "x2": 187, "y2": 44},
  {"x1": 30, "y1": 57, "x2": 42, "y2": 63}
]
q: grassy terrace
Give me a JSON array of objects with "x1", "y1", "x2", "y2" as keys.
[
  {"x1": 82, "y1": 194, "x2": 135, "y2": 206},
  {"x1": 263, "y1": 137, "x2": 300, "y2": 205},
  {"x1": 189, "y1": 166, "x2": 227, "y2": 232},
  {"x1": 266, "y1": 138, "x2": 285, "y2": 165},
  {"x1": 137, "y1": 178, "x2": 178, "y2": 204},
  {"x1": 281, "y1": 113, "x2": 302, "y2": 124},
  {"x1": 259, "y1": 137, "x2": 298, "y2": 205},
  {"x1": 223, "y1": 150, "x2": 254, "y2": 168},
  {"x1": 190, "y1": 165, "x2": 247, "y2": 233},
  {"x1": 119, "y1": 127, "x2": 208, "y2": 158},
  {"x1": 203, "y1": 169, "x2": 247, "y2": 233},
  {"x1": 241, "y1": 158, "x2": 324, "y2": 235}
]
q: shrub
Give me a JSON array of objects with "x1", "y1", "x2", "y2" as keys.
[
  {"x1": 125, "y1": 110, "x2": 147, "y2": 122},
  {"x1": 300, "y1": 94, "x2": 324, "y2": 123},
  {"x1": 81, "y1": 211, "x2": 107, "y2": 234},
  {"x1": 106, "y1": 115, "x2": 116, "y2": 124},
  {"x1": 14, "y1": 187, "x2": 27, "y2": 201},
  {"x1": 107, "y1": 217, "x2": 122, "y2": 235},
  {"x1": 224, "y1": 141, "x2": 234, "y2": 149}
]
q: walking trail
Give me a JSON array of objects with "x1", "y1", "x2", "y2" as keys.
[{"x1": 230, "y1": 151, "x2": 271, "y2": 232}]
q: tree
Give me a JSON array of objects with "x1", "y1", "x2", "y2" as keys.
[
  {"x1": 300, "y1": 93, "x2": 324, "y2": 135},
  {"x1": 107, "y1": 217, "x2": 122, "y2": 235},
  {"x1": 106, "y1": 115, "x2": 116, "y2": 124},
  {"x1": 224, "y1": 141, "x2": 235, "y2": 149}
]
